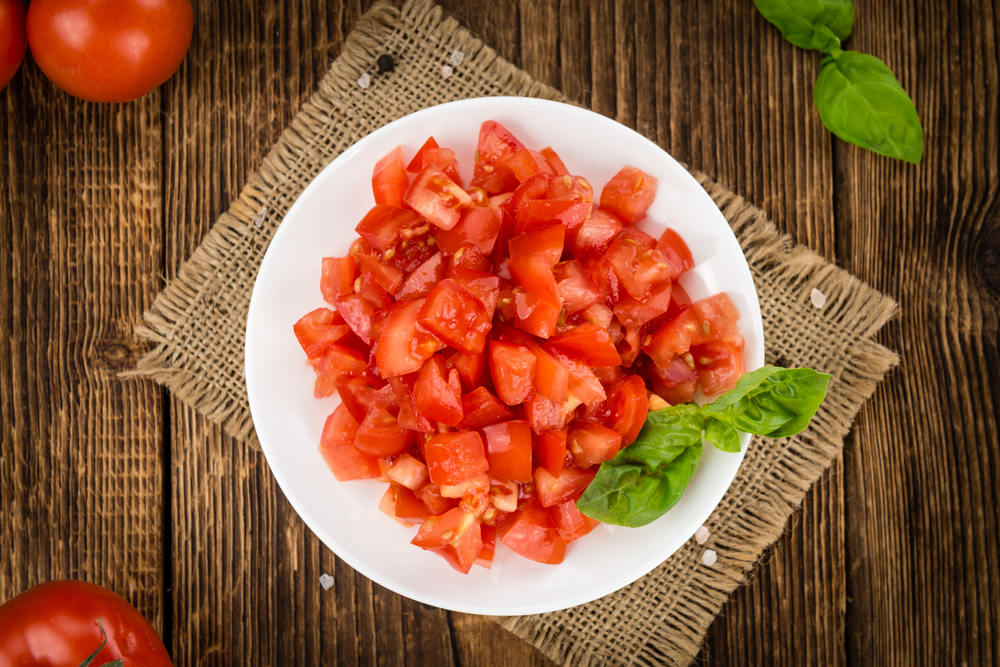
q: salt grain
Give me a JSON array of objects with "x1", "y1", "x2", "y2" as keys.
[
  {"x1": 241, "y1": 365, "x2": 246, "y2": 378},
  {"x1": 357, "y1": 72, "x2": 371, "y2": 89},
  {"x1": 253, "y1": 206, "x2": 267, "y2": 228},
  {"x1": 694, "y1": 525, "x2": 710, "y2": 545},
  {"x1": 701, "y1": 549, "x2": 717, "y2": 567},
  {"x1": 450, "y1": 50, "x2": 465, "y2": 66},
  {"x1": 319, "y1": 573, "x2": 334, "y2": 590},
  {"x1": 810, "y1": 287, "x2": 827, "y2": 309},
  {"x1": 441, "y1": 65, "x2": 453, "y2": 79}
]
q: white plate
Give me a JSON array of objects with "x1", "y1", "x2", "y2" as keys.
[{"x1": 245, "y1": 97, "x2": 764, "y2": 615}]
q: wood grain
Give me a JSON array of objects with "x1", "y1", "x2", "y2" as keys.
[{"x1": 2, "y1": 0, "x2": 998, "y2": 665}]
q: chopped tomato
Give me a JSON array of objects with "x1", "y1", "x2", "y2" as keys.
[
  {"x1": 600, "y1": 375, "x2": 649, "y2": 446},
  {"x1": 354, "y1": 404, "x2": 413, "y2": 457},
  {"x1": 515, "y1": 199, "x2": 589, "y2": 236},
  {"x1": 448, "y1": 349, "x2": 490, "y2": 393},
  {"x1": 394, "y1": 485, "x2": 433, "y2": 522},
  {"x1": 418, "y1": 484, "x2": 460, "y2": 515},
  {"x1": 412, "y1": 508, "x2": 484, "y2": 574},
  {"x1": 507, "y1": 147, "x2": 556, "y2": 183},
  {"x1": 356, "y1": 253, "x2": 405, "y2": 295},
  {"x1": 539, "y1": 147, "x2": 570, "y2": 176},
  {"x1": 567, "y1": 207, "x2": 622, "y2": 258},
  {"x1": 309, "y1": 345, "x2": 368, "y2": 397},
  {"x1": 404, "y1": 164, "x2": 473, "y2": 231},
  {"x1": 547, "y1": 174, "x2": 595, "y2": 204},
  {"x1": 449, "y1": 265, "x2": 501, "y2": 320},
  {"x1": 553, "y1": 260, "x2": 602, "y2": 315},
  {"x1": 523, "y1": 390, "x2": 573, "y2": 434},
  {"x1": 320, "y1": 257, "x2": 357, "y2": 304},
  {"x1": 481, "y1": 420, "x2": 533, "y2": 482},
  {"x1": 418, "y1": 279, "x2": 493, "y2": 355},
  {"x1": 388, "y1": 373, "x2": 435, "y2": 432},
  {"x1": 549, "y1": 499, "x2": 600, "y2": 542},
  {"x1": 335, "y1": 293, "x2": 377, "y2": 345},
  {"x1": 643, "y1": 293, "x2": 741, "y2": 368},
  {"x1": 471, "y1": 120, "x2": 525, "y2": 194},
  {"x1": 387, "y1": 453, "x2": 430, "y2": 490},
  {"x1": 425, "y1": 431, "x2": 489, "y2": 486},
  {"x1": 407, "y1": 137, "x2": 463, "y2": 184},
  {"x1": 459, "y1": 387, "x2": 513, "y2": 430},
  {"x1": 335, "y1": 376, "x2": 394, "y2": 422},
  {"x1": 512, "y1": 290, "x2": 561, "y2": 339},
  {"x1": 435, "y1": 207, "x2": 501, "y2": 256},
  {"x1": 614, "y1": 279, "x2": 672, "y2": 329},
  {"x1": 656, "y1": 227, "x2": 695, "y2": 274},
  {"x1": 395, "y1": 251, "x2": 446, "y2": 300},
  {"x1": 294, "y1": 307, "x2": 351, "y2": 359},
  {"x1": 376, "y1": 298, "x2": 446, "y2": 377},
  {"x1": 692, "y1": 334, "x2": 746, "y2": 396},
  {"x1": 534, "y1": 466, "x2": 596, "y2": 508},
  {"x1": 476, "y1": 524, "x2": 497, "y2": 569},
  {"x1": 318, "y1": 404, "x2": 382, "y2": 481},
  {"x1": 372, "y1": 146, "x2": 409, "y2": 208},
  {"x1": 355, "y1": 205, "x2": 424, "y2": 253},
  {"x1": 567, "y1": 421, "x2": 622, "y2": 468},
  {"x1": 545, "y1": 324, "x2": 621, "y2": 367},
  {"x1": 414, "y1": 355, "x2": 464, "y2": 426},
  {"x1": 489, "y1": 340, "x2": 536, "y2": 405},
  {"x1": 599, "y1": 165, "x2": 658, "y2": 223},
  {"x1": 498, "y1": 500, "x2": 567, "y2": 565},
  {"x1": 508, "y1": 224, "x2": 564, "y2": 307},
  {"x1": 533, "y1": 429, "x2": 568, "y2": 477},
  {"x1": 604, "y1": 228, "x2": 679, "y2": 300}
]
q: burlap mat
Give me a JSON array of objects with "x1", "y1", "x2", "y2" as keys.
[{"x1": 133, "y1": 1, "x2": 900, "y2": 665}]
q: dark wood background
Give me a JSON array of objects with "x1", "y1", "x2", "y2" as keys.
[{"x1": 2, "y1": 0, "x2": 998, "y2": 664}]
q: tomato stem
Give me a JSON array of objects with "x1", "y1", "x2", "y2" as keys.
[{"x1": 76, "y1": 619, "x2": 124, "y2": 667}]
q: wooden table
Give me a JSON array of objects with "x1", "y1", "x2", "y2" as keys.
[{"x1": 2, "y1": 0, "x2": 997, "y2": 664}]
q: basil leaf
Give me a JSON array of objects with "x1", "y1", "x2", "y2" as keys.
[
  {"x1": 813, "y1": 51, "x2": 923, "y2": 163},
  {"x1": 577, "y1": 405, "x2": 704, "y2": 527},
  {"x1": 752, "y1": 0, "x2": 854, "y2": 52},
  {"x1": 701, "y1": 367, "x2": 831, "y2": 437},
  {"x1": 704, "y1": 418, "x2": 741, "y2": 452},
  {"x1": 811, "y1": 25, "x2": 843, "y2": 57}
]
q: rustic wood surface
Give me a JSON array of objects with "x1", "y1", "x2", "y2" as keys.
[{"x1": 1, "y1": 0, "x2": 997, "y2": 665}]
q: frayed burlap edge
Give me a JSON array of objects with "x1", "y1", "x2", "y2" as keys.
[{"x1": 495, "y1": 178, "x2": 899, "y2": 667}]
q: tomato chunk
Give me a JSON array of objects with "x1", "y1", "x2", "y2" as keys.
[
  {"x1": 294, "y1": 307, "x2": 351, "y2": 359},
  {"x1": 539, "y1": 147, "x2": 570, "y2": 176},
  {"x1": 544, "y1": 324, "x2": 621, "y2": 367},
  {"x1": 549, "y1": 499, "x2": 601, "y2": 543},
  {"x1": 508, "y1": 224, "x2": 564, "y2": 307},
  {"x1": 356, "y1": 253, "x2": 404, "y2": 295},
  {"x1": 692, "y1": 334, "x2": 746, "y2": 396},
  {"x1": 656, "y1": 227, "x2": 695, "y2": 274},
  {"x1": 567, "y1": 421, "x2": 622, "y2": 468},
  {"x1": 318, "y1": 404, "x2": 382, "y2": 481},
  {"x1": 309, "y1": 345, "x2": 368, "y2": 397},
  {"x1": 388, "y1": 373, "x2": 435, "y2": 433},
  {"x1": 515, "y1": 199, "x2": 589, "y2": 236},
  {"x1": 387, "y1": 453, "x2": 430, "y2": 490},
  {"x1": 435, "y1": 207, "x2": 501, "y2": 256},
  {"x1": 425, "y1": 431, "x2": 489, "y2": 486},
  {"x1": 412, "y1": 508, "x2": 484, "y2": 574},
  {"x1": 643, "y1": 293, "x2": 741, "y2": 368},
  {"x1": 414, "y1": 355, "x2": 464, "y2": 426},
  {"x1": 376, "y1": 299, "x2": 446, "y2": 377},
  {"x1": 599, "y1": 165, "x2": 658, "y2": 224},
  {"x1": 507, "y1": 147, "x2": 556, "y2": 183},
  {"x1": 533, "y1": 429, "x2": 568, "y2": 477},
  {"x1": 553, "y1": 260, "x2": 602, "y2": 315},
  {"x1": 404, "y1": 164, "x2": 473, "y2": 231},
  {"x1": 605, "y1": 228, "x2": 679, "y2": 301},
  {"x1": 407, "y1": 137, "x2": 462, "y2": 184},
  {"x1": 600, "y1": 374, "x2": 649, "y2": 446},
  {"x1": 489, "y1": 340, "x2": 536, "y2": 405},
  {"x1": 614, "y1": 279, "x2": 673, "y2": 329},
  {"x1": 534, "y1": 466, "x2": 596, "y2": 508},
  {"x1": 355, "y1": 205, "x2": 424, "y2": 253},
  {"x1": 471, "y1": 120, "x2": 525, "y2": 194},
  {"x1": 513, "y1": 290, "x2": 560, "y2": 339},
  {"x1": 481, "y1": 420, "x2": 533, "y2": 482},
  {"x1": 524, "y1": 391, "x2": 573, "y2": 434},
  {"x1": 320, "y1": 257, "x2": 357, "y2": 304},
  {"x1": 395, "y1": 251, "x2": 446, "y2": 301},
  {"x1": 448, "y1": 349, "x2": 490, "y2": 393},
  {"x1": 417, "y1": 279, "x2": 493, "y2": 355},
  {"x1": 458, "y1": 387, "x2": 513, "y2": 431},
  {"x1": 394, "y1": 485, "x2": 433, "y2": 522},
  {"x1": 498, "y1": 500, "x2": 567, "y2": 565},
  {"x1": 354, "y1": 404, "x2": 413, "y2": 457},
  {"x1": 372, "y1": 146, "x2": 409, "y2": 208}
]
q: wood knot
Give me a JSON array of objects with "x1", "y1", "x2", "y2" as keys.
[
  {"x1": 95, "y1": 339, "x2": 143, "y2": 371},
  {"x1": 981, "y1": 223, "x2": 1000, "y2": 297}
]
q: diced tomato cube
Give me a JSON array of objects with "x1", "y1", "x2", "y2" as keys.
[
  {"x1": 439, "y1": 472, "x2": 490, "y2": 499},
  {"x1": 544, "y1": 324, "x2": 621, "y2": 367},
  {"x1": 549, "y1": 499, "x2": 600, "y2": 543},
  {"x1": 448, "y1": 349, "x2": 490, "y2": 394},
  {"x1": 550, "y1": 350, "x2": 607, "y2": 406},
  {"x1": 475, "y1": 524, "x2": 497, "y2": 569},
  {"x1": 508, "y1": 225, "x2": 564, "y2": 308},
  {"x1": 644, "y1": 293, "x2": 741, "y2": 368},
  {"x1": 498, "y1": 500, "x2": 567, "y2": 565},
  {"x1": 578, "y1": 301, "x2": 614, "y2": 329},
  {"x1": 529, "y1": 343, "x2": 570, "y2": 403},
  {"x1": 524, "y1": 391, "x2": 573, "y2": 434},
  {"x1": 334, "y1": 293, "x2": 377, "y2": 345},
  {"x1": 414, "y1": 355, "x2": 464, "y2": 426},
  {"x1": 354, "y1": 404, "x2": 413, "y2": 457},
  {"x1": 515, "y1": 199, "x2": 590, "y2": 236},
  {"x1": 435, "y1": 207, "x2": 501, "y2": 256},
  {"x1": 599, "y1": 165, "x2": 658, "y2": 224},
  {"x1": 418, "y1": 484, "x2": 460, "y2": 515},
  {"x1": 553, "y1": 260, "x2": 602, "y2": 315},
  {"x1": 395, "y1": 251, "x2": 446, "y2": 301},
  {"x1": 449, "y1": 264, "x2": 500, "y2": 320},
  {"x1": 355, "y1": 205, "x2": 423, "y2": 252},
  {"x1": 600, "y1": 375, "x2": 649, "y2": 446},
  {"x1": 309, "y1": 345, "x2": 368, "y2": 397},
  {"x1": 614, "y1": 279, "x2": 673, "y2": 329},
  {"x1": 404, "y1": 164, "x2": 473, "y2": 231},
  {"x1": 411, "y1": 508, "x2": 484, "y2": 574},
  {"x1": 356, "y1": 253, "x2": 405, "y2": 295},
  {"x1": 488, "y1": 478, "x2": 519, "y2": 513},
  {"x1": 489, "y1": 340, "x2": 536, "y2": 405},
  {"x1": 692, "y1": 334, "x2": 746, "y2": 396},
  {"x1": 512, "y1": 290, "x2": 560, "y2": 339},
  {"x1": 394, "y1": 485, "x2": 433, "y2": 522},
  {"x1": 458, "y1": 387, "x2": 513, "y2": 430},
  {"x1": 567, "y1": 208, "x2": 623, "y2": 259},
  {"x1": 372, "y1": 146, "x2": 409, "y2": 208},
  {"x1": 533, "y1": 429, "x2": 568, "y2": 477},
  {"x1": 387, "y1": 452, "x2": 430, "y2": 490},
  {"x1": 605, "y1": 228, "x2": 679, "y2": 300},
  {"x1": 546, "y1": 174, "x2": 595, "y2": 204},
  {"x1": 417, "y1": 279, "x2": 493, "y2": 355},
  {"x1": 425, "y1": 431, "x2": 489, "y2": 486},
  {"x1": 354, "y1": 272, "x2": 393, "y2": 311},
  {"x1": 507, "y1": 147, "x2": 556, "y2": 183},
  {"x1": 567, "y1": 421, "x2": 622, "y2": 468},
  {"x1": 376, "y1": 298, "x2": 446, "y2": 377},
  {"x1": 379, "y1": 485, "x2": 412, "y2": 526},
  {"x1": 317, "y1": 404, "x2": 381, "y2": 482},
  {"x1": 387, "y1": 373, "x2": 435, "y2": 432},
  {"x1": 407, "y1": 138, "x2": 463, "y2": 184},
  {"x1": 481, "y1": 420, "x2": 533, "y2": 482},
  {"x1": 320, "y1": 257, "x2": 357, "y2": 304},
  {"x1": 534, "y1": 466, "x2": 596, "y2": 508},
  {"x1": 471, "y1": 120, "x2": 525, "y2": 194},
  {"x1": 294, "y1": 307, "x2": 352, "y2": 359},
  {"x1": 335, "y1": 375, "x2": 393, "y2": 422},
  {"x1": 656, "y1": 227, "x2": 695, "y2": 274},
  {"x1": 539, "y1": 147, "x2": 570, "y2": 177}
]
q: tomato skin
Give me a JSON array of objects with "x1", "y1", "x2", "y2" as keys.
[
  {"x1": 0, "y1": 0, "x2": 27, "y2": 92},
  {"x1": 599, "y1": 166, "x2": 658, "y2": 224},
  {"x1": 354, "y1": 404, "x2": 413, "y2": 457},
  {"x1": 372, "y1": 146, "x2": 409, "y2": 208},
  {"x1": 293, "y1": 307, "x2": 351, "y2": 359},
  {"x1": 655, "y1": 227, "x2": 695, "y2": 274},
  {"x1": 376, "y1": 299, "x2": 445, "y2": 378},
  {"x1": 404, "y1": 164, "x2": 472, "y2": 231},
  {"x1": 395, "y1": 251, "x2": 446, "y2": 301},
  {"x1": 411, "y1": 508, "x2": 484, "y2": 574},
  {"x1": 425, "y1": 431, "x2": 489, "y2": 486},
  {"x1": 458, "y1": 386, "x2": 513, "y2": 430},
  {"x1": 545, "y1": 324, "x2": 621, "y2": 367},
  {"x1": 533, "y1": 429, "x2": 568, "y2": 477},
  {"x1": 435, "y1": 207, "x2": 501, "y2": 256},
  {"x1": 320, "y1": 257, "x2": 357, "y2": 304},
  {"x1": 600, "y1": 375, "x2": 649, "y2": 446},
  {"x1": 0, "y1": 580, "x2": 172, "y2": 667},
  {"x1": 534, "y1": 466, "x2": 596, "y2": 508},
  {"x1": 498, "y1": 500, "x2": 567, "y2": 564},
  {"x1": 643, "y1": 293, "x2": 741, "y2": 368},
  {"x1": 567, "y1": 421, "x2": 622, "y2": 468},
  {"x1": 418, "y1": 279, "x2": 493, "y2": 355},
  {"x1": 319, "y1": 405, "x2": 381, "y2": 482},
  {"x1": 414, "y1": 355, "x2": 464, "y2": 426},
  {"x1": 692, "y1": 334, "x2": 746, "y2": 396},
  {"x1": 471, "y1": 120, "x2": 525, "y2": 194},
  {"x1": 549, "y1": 499, "x2": 600, "y2": 542},
  {"x1": 481, "y1": 419, "x2": 533, "y2": 482},
  {"x1": 539, "y1": 147, "x2": 569, "y2": 176},
  {"x1": 488, "y1": 340, "x2": 536, "y2": 405},
  {"x1": 26, "y1": 0, "x2": 193, "y2": 103}
]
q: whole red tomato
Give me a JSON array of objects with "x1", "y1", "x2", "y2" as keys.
[
  {"x1": 0, "y1": 0, "x2": 26, "y2": 91},
  {"x1": 26, "y1": 0, "x2": 193, "y2": 103},
  {"x1": 0, "y1": 580, "x2": 173, "y2": 667}
]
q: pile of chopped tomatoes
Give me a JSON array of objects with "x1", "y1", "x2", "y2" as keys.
[{"x1": 293, "y1": 121, "x2": 745, "y2": 573}]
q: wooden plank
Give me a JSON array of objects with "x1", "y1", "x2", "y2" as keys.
[
  {"x1": 837, "y1": 0, "x2": 999, "y2": 664},
  {"x1": 0, "y1": 55, "x2": 166, "y2": 629}
]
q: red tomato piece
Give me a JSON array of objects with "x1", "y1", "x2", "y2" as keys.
[
  {"x1": 387, "y1": 373, "x2": 435, "y2": 433},
  {"x1": 476, "y1": 524, "x2": 497, "y2": 569},
  {"x1": 539, "y1": 147, "x2": 570, "y2": 177},
  {"x1": 471, "y1": 120, "x2": 525, "y2": 194},
  {"x1": 548, "y1": 349, "x2": 607, "y2": 406},
  {"x1": 355, "y1": 205, "x2": 424, "y2": 252},
  {"x1": 513, "y1": 290, "x2": 561, "y2": 339},
  {"x1": 414, "y1": 355, "x2": 464, "y2": 426},
  {"x1": 394, "y1": 485, "x2": 433, "y2": 522},
  {"x1": 321, "y1": 256, "x2": 357, "y2": 304},
  {"x1": 614, "y1": 279, "x2": 673, "y2": 329},
  {"x1": 516, "y1": 199, "x2": 591, "y2": 236},
  {"x1": 553, "y1": 260, "x2": 602, "y2": 315},
  {"x1": 425, "y1": 431, "x2": 489, "y2": 486},
  {"x1": 318, "y1": 404, "x2": 382, "y2": 482},
  {"x1": 449, "y1": 264, "x2": 501, "y2": 320},
  {"x1": 549, "y1": 499, "x2": 601, "y2": 543},
  {"x1": 435, "y1": 207, "x2": 501, "y2": 256},
  {"x1": 459, "y1": 387, "x2": 514, "y2": 430},
  {"x1": 568, "y1": 208, "x2": 623, "y2": 258},
  {"x1": 600, "y1": 166, "x2": 658, "y2": 224},
  {"x1": 600, "y1": 375, "x2": 649, "y2": 446},
  {"x1": 498, "y1": 500, "x2": 567, "y2": 565},
  {"x1": 354, "y1": 404, "x2": 413, "y2": 457},
  {"x1": 534, "y1": 429, "x2": 568, "y2": 477},
  {"x1": 544, "y1": 324, "x2": 622, "y2": 367},
  {"x1": 309, "y1": 345, "x2": 368, "y2": 397},
  {"x1": 568, "y1": 421, "x2": 622, "y2": 468},
  {"x1": 664, "y1": 280, "x2": 692, "y2": 322},
  {"x1": 376, "y1": 298, "x2": 446, "y2": 377},
  {"x1": 481, "y1": 419, "x2": 533, "y2": 482},
  {"x1": 643, "y1": 293, "x2": 741, "y2": 368},
  {"x1": 418, "y1": 279, "x2": 493, "y2": 355},
  {"x1": 354, "y1": 272, "x2": 393, "y2": 311},
  {"x1": 405, "y1": 164, "x2": 473, "y2": 231},
  {"x1": 335, "y1": 293, "x2": 377, "y2": 345},
  {"x1": 372, "y1": 146, "x2": 409, "y2": 208},
  {"x1": 418, "y1": 484, "x2": 460, "y2": 515},
  {"x1": 407, "y1": 137, "x2": 463, "y2": 184},
  {"x1": 448, "y1": 349, "x2": 490, "y2": 393},
  {"x1": 618, "y1": 325, "x2": 645, "y2": 368},
  {"x1": 489, "y1": 340, "x2": 537, "y2": 405},
  {"x1": 411, "y1": 508, "x2": 484, "y2": 574},
  {"x1": 656, "y1": 227, "x2": 695, "y2": 274},
  {"x1": 335, "y1": 375, "x2": 394, "y2": 422},
  {"x1": 524, "y1": 391, "x2": 573, "y2": 434},
  {"x1": 534, "y1": 466, "x2": 596, "y2": 508},
  {"x1": 387, "y1": 453, "x2": 430, "y2": 490},
  {"x1": 450, "y1": 245, "x2": 493, "y2": 273},
  {"x1": 507, "y1": 147, "x2": 557, "y2": 183},
  {"x1": 529, "y1": 343, "x2": 570, "y2": 403},
  {"x1": 692, "y1": 334, "x2": 746, "y2": 396},
  {"x1": 356, "y1": 253, "x2": 404, "y2": 295},
  {"x1": 0, "y1": 0, "x2": 27, "y2": 92},
  {"x1": 605, "y1": 228, "x2": 680, "y2": 300},
  {"x1": 294, "y1": 307, "x2": 352, "y2": 359},
  {"x1": 581, "y1": 254, "x2": 619, "y2": 304},
  {"x1": 508, "y1": 224, "x2": 565, "y2": 308},
  {"x1": 547, "y1": 174, "x2": 595, "y2": 204},
  {"x1": 395, "y1": 251, "x2": 447, "y2": 300},
  {"x1": 644, "y1": 355, "x2": 699, "y2": 405}
]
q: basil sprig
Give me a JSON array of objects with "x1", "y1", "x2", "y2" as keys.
[
  {"x1": 576, "y1": 367, "x2": 831, "y2": 528},
  {"x1": 752, "y1": 0, "x2": 923, "y2": 163}
]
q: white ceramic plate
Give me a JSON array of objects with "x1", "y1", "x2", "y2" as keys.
[{"x1": 245, "y1": 97, "x2": 764, "y2": 615}]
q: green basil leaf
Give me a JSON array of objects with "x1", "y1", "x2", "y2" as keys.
[
  {"x1": 813, "y1": 51, "x2": 923, "y2": 163},
  {"x1": 701, "y1": 367, "x2": 831, "y2": 437},
  {"x1": 752, "y1": 0, "x2": 854, "y2": 52},
  {"x1": 704, "y1": 418, "x2": 741, "y2": 452},
  {"x1": 811, "y1": 24, "x2": 843, "y2": 56},
  {"x1": 577, "y1": 404, "x2": 704, "y2": 527}
]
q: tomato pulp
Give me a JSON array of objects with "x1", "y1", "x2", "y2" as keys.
[{"x1": 293, "y1": 121, "x2": 746, "y2": 573}]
